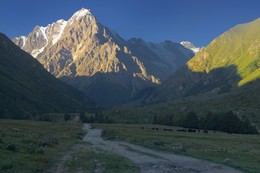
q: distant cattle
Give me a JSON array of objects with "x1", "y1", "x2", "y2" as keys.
[
  {"x1": 141, "y1": 127, "x2": 144, "y2": 129},
  {"x1": 203, "y1": 129, "x2": 208, "y2": 134},
  {"x1": 188, "y1": 129, "x2": 196, "y2": 133},
  {"x1": 163, "y1": 128, "x2": 173, "y2": 131},
  {"x1": 177, "y1": 129, "x2": 187, "y2": 132}
]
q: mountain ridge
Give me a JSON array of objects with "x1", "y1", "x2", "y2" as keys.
[
  {"x1": 13, "y1": 8, "x2": 195, "y2": 107},
  {"x1": 145, "y1": 17, "x2": 260, "y2": 103}
]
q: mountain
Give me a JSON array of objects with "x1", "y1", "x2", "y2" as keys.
[
  {"x1": 127, "y1": 39, "x2": 194, "y2": 80},
  {"x1": 145, "y1": 18, "x2": 260, "y2": 103},
  {"x1": 180, "y1": 41, "x2": 200, "y2": 54},
  {"x1": 0, "y1": 33, "x2": 94, "y2": 119},
  {"x1": 13, "y1": 8, "x2": 194, "y2": 107}
]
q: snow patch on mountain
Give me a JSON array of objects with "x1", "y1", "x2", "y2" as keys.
[
  {"x1": 180, "y1": 41, "x2": 200, "y2": 54},
  {"x1": 31, "y1": 47, "x2": 45, "y2": 58},
  {"x1": 39, "y1": 26, "x2": 48, "y2": 42},
  {"x1": 20, "y1": 36, "x2": 26, "y2": 48},
  {"x1": 52, "y1": 20, "x2": 67, "y2": 45},
  {"x1": 73, "y1": 8, "x2": 91, "y2": 19},
  {"x1": 69, "y1": 8, "x2": 91, "y2": 25}
]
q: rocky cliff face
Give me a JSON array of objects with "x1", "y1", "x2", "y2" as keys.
[
  {"x1": 13, "y1": 8, "x2": 194, "y2": 107},
  {"x1": 127, "y1": 39, "x2": 194, "y2": 80}
]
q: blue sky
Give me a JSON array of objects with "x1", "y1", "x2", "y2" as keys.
[{"x1": 0, "y1": 0, "x2": 259, "y2": 47}]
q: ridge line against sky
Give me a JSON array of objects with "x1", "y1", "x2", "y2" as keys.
[{"x1": 0, "y1": 0, "x2": 259, "y2": 47}]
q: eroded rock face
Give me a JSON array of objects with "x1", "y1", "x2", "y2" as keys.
[{"x1": 13, "y1": 8, "x2": 194, "y2": 107}]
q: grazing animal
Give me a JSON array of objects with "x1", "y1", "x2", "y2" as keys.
[
  {"x1": 163, "y1": 128, "x2": 173, "y2": 131},
  {"x1": 188, "y1": 129, "x2": 196, "y2": 133},
  {"x1": 177, "y1": 129, "x2": 187, "y2": 132},
  {"x1": 204, "y1": 129, "x2": 208, "y2": 134}
]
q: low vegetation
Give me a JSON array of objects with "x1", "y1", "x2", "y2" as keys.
[
  {"x1": 0, "y1": 120, "x2": 138, "y2": 173},
  {"x1": 0, "y1": 120, "x2": 84, "y2": 173},
  {"x1": 96, "y1": 123, "x2": 260, "y2": 173},
  {"x1": 63, "y1": 144, "x2": 138, "y2": 173}
]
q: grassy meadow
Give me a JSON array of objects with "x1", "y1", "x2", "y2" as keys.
[
  {"x1": 95, "y1": 123, "x2": 260, "y2": 173},
  {"x1": 63, "y1": 143, "x2": 138, "y2": 173},
  {"x1": 0, "y1": 120, "x2": 138, "y2": 173},
  {"x1": 0, "y1": 120, "x2": 85, "y2": 172}
]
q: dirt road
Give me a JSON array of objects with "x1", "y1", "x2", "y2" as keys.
[{"x1": 83, "y1": 124, "x2": 243, "y2": 173}]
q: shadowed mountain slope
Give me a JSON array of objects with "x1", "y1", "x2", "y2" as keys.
[{"x1": 0, "y1": 33, "x2": 94, "y2": 119}]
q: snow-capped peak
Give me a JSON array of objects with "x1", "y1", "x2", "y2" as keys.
[
  {"x1": 56, "y1": 19, "x2": 66, "y2": 23},
  {"x1": 39, "y1": 26, "x2": 48, "y2": 41},
  {"x1": 20, "y1": 36, "x2": 26, "y2": 48},
  {"x1": 51, "y1": 20, "x2": 68, "y2": 45},
  {"x1": 71, "y1": 8, "x2": 91, "y2": 20},
  {"x1": 180, "y1": 41, "x2": 200, "y2": 54}
]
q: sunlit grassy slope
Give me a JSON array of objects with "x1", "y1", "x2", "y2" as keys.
[{"x1": 188, "y1": 18, "x2": 260, "y2": 86}]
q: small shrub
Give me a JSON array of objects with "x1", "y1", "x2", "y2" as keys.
[
  {"x1": 37, "y1": 148, "x2": 45, "y2": 154},
  {"x1": 153, "y1": 141, "x2": 165, "y2": 146},
  {"x1": 0, "y1": 138, "x2": 4, "y2": 144},
  {"x1": 172, "y1": 145, "x2": 186, "y2": 152},
  {"x1": 26, "y1": 146, "x2": 36, "y2": 154},
  {"x1": 101, "y1": 130, "x2": 116, "y2": 140},
  {"x1": 26, "y1": 146, "x2": 45, "y2": 154},
  {"x1": 6, "y1": 144, "x2": 18, "y2": 152},
  {"x1": 76, "y1": 132, "x2": 85, "y2": 140},
  {"x1": 39, "y1": 137, "x2": 59, "y2": 147},
  {"x1": 22, "y1": 137, "x2": 37, "y2": 144}
]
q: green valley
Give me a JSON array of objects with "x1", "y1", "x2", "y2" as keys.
[{"x1": 0, "y1": 2, "x2": 259, "y2": 173}]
